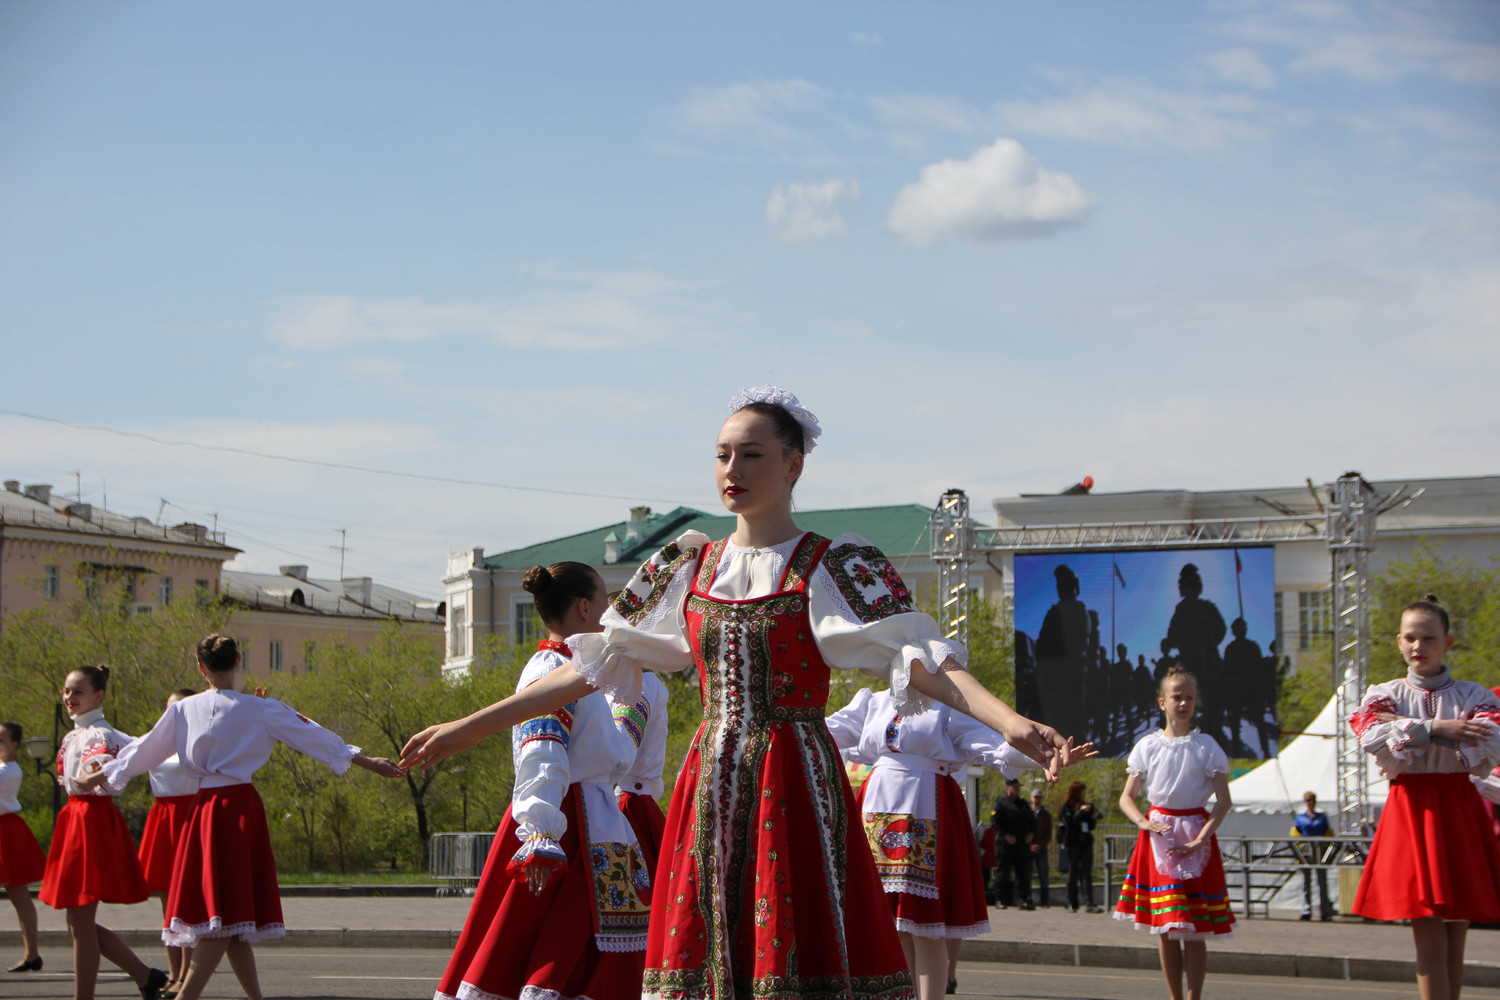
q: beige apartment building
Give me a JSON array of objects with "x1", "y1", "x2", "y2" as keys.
[{"x1": 0, "y1": 480, "x2": 443, "y2": 672}]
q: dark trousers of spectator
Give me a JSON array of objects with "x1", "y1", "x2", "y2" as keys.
[
  {"x1": 997, "y1": 841, "x2": 1032, "y2": 907},
  {"x1": 1029, "y1": 848, "x2": 1051, "y2": 906},
  {"x1": 1065, "y1": 841, "x2": 1095, "y2": 910},
  {"x1": 979, "y1": 866, "x2": 996, "y2": 905},
  {"x1": 1302, "y1": 867, "x2": 1334, "y2": 919}
]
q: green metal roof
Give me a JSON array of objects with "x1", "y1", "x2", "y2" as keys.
[{"x1": 484, "y1": 503, "x2": 937, "y2": 570}]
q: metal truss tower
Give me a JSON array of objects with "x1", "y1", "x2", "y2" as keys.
[
  {"x1": 930, "y1": 489, "x2": 975, "y2": 641},
  {"x1": 1327, "y1": 473, "x2": 1379, "y2": 835}
]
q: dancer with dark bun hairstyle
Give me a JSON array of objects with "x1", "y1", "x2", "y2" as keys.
[
  {"x1": 39, "y1": 666, "x2": 168, "y2": 1000},
  {"x1": 1349, "y1": 596, "x2": 1500, "y2": 1000},
  {"x1": 433, "y1": 561, "x2": 654, "y2": 1000},
  {"x1": 78, "y1": 636, "x2": 402, "y2": 1000},
  {"x1": 402, "y1": 386, "x2": 1080, "y2": 1000},
  {"x1": 1, "y1": 721, "x2": 46, "y2": 974}
]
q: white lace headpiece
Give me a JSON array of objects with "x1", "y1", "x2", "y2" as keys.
[{"x1": 727, "y1": 385, "x2": 822, "y2": 453}]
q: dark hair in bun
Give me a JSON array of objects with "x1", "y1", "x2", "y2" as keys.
[
  {"x1": 196, "y1": 633, "x2": 239, "y2": 672},
  {"x1": 73, "y1": 664, "x2": 111, "y2": 692},
  {"x1": 734, "y1": 401, "x2": 805, "y2": 455},
  {"x1": 522, "y1": 561, "x2": 601, "y2": 628},
  {"x1": 1403, "y1": 595, "x2": 1450, "y2": 634}
]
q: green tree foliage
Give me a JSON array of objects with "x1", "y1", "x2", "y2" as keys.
[
  {"x1": 0, "y1": 566, "x2": 231, "y2": 839},
  {"x1": 1369, "y1": 545, "x2": 1500, "y2": 689}
]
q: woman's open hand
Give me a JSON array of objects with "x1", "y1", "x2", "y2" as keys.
[{"x1": 399, "y1": 719, "x2": 482, "y2": 771}]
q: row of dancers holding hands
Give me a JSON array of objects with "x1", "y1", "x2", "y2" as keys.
[{"x1": 3, "y1": 386, "x2": 1499, "y2": 1000}]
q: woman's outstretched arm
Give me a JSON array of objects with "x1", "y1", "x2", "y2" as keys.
[
  {"x1": 908, "y1": 664, "x2": 1075, "y2": 780},
  {"x1": 398, "y1": 663, "x2": 596, "y2": 770}
]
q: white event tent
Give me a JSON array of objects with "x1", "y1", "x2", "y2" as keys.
[{"x1": 1221, "y1": 694, "x2": 1389, "y2": 838}]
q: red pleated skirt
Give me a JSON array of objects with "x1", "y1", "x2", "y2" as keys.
[
  {"x1": 164, "y1": 783, "x2": 283, "y2": 946},
  {"x1": 1353, "y1": 772, "x2": 1500, "y2": 923},
  {"x1": 39, "y1": 796, "x2": 149, "y2": 908},
  {"x1": 855, "y1": 772, "x2": 989, "y2": 939},
  {"x1": 436, "y1": 786, "x2": 645, "y2": 1000},
  {"x1": 138, "y1": 795, "x2": 197, "y2": 893},
  {"x1": 0, "y1": 812, "x2": 47, "y2": 886},
  {"x1": 619, "y1": 791, "x2": 667, "y2": 880},
  {"x1": 1113, "y1": 806, "x2": 1235, "y2": 941}
]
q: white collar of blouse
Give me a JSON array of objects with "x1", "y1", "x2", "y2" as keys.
[{"x1": 70, "y1": 707, "x2": 106, "y2": 729}]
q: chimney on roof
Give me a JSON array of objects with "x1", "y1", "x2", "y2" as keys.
[
  {"x1": 343, "y1": 577, "x2": 373, "y2": 605},
  {"x1": 66, "y1": 503, "x2": 93, "y2": 522},
  {"x1": 4, "y1": 481, "x2": 19, "y2": 493},
  {"x1": 279, "y1": 565, "x2": 309, "y2": 581},
  {"x1": 23, "y1": 484, "x2": 52, "y2": 505},
  {"x1": 171, "y1": 522, "x2": 209, "y2": 543},
  {"x1": 603, "y1": 531, "x2": 620, "y2": 565},
  {"x1": 624, "y1": 506, "x2": 652, "y2": 546}
]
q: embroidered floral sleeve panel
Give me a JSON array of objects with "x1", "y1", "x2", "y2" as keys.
[
  {"x1": 610, "y1": 670, "x2": 669, "y2": 798},
  {"x1": 510, "y1": 650, "x2": 582, "y2": 856},
  {"x1": 808, "y1": 533, "x2": 966, "y2": 716},
  {"x1": 1349, "y1": 677, "x2": 1500, "y2": 776}
]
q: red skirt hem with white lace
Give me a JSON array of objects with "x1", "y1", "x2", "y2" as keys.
[
  {"x1": 163, "y1": 783, "x2": 284, "y2": 947},
  {"x1": 138, "y1": 794, "x2": 197, "y2": 893},
  {"x1": 434, "y1": 787, "x2": 646, "y2": 1000},
  {"x1": 1112, "y1": 806, "x2": 1235, "y2": 941},
  {"x1": 856, "y1": 773, "x2": 989, "y2": 939},
  {"x1": 39, "y1": 796, "x2": 149, "y2": 908},
  {"x1": 0, "y1": 812, "x2": 47, "y2": 886},
  {"x1": 1353, "y1": 771, "x2": 1500, "y2": 923}
]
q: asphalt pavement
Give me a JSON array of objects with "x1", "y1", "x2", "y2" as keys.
[{"x1": 6, "y1": 892, "x2": 1499, "y2": 991}]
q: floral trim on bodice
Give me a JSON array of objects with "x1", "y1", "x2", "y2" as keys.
[
  {"x1": 615, "y1": 538, "x2": 701, "y2": 627},
  {"x1": 822, "y1": 542, "x2": 916, "y2": 623}
]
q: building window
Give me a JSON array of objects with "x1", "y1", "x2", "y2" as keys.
[
  {"x1": 122, "y1": 572, "x2": 136, "y2": 602},
  {"x1": 513, "y1": 600, "x2": 543, "y2": 646},
  {"x1": 303, "y1": 641, "x2": 316, "y2": 673},
  {"x1": 449, "y1": 604, "x2": 467, "y2": 658},
  {"x1": 1298, "y1": 590, "x2": 1332, "y2": 651},
  {"x1": 159, "y1": 576, "x2": 173, "y2": 606},
  {"x1": 43, "y1": 565, "x2": 59, "y2": 600},
  {"x1": 269, "y1": 640, "x2": 282, "y2": 673}
]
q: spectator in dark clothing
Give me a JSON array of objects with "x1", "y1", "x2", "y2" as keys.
[
  {"x1": 1029, "y1": 790, "x2": 1052, "y2": 908},
  {"x1": 991, "y1": 777, "x2": 1035, "y2": 909},
  {"x1": 1057, "y1": 781, "x2": 1103, "y2": 912}
]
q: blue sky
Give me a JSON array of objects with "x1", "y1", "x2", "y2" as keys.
[{"x1": 3, "y1": 1, "x2": 1497, "y2": 596}]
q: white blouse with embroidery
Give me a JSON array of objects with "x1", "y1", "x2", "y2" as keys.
[
  {"x1": 825, "y1": 686, "x2": 1036, "y2": 819},
  {"x1": 609, "y1": 670, "x2": 670, "y2": 799},
  {"x1": 58, "y1": 708, "x2": 133, "y2": 797},
  {"x1": 1348, "y1": 674, "x2": 1500, "y2": 777},
  {"x1": 569, "y1": 530, "x2": 966, "y2": 715},
  {"x1": 102, "y1": 690, "x2": 359, "y2": 792},
  {"x1": 1126, "y1": 731, "x2": 1229, "y2": 811},
  {"x1": 510, "y1": 649, "x2": 639, "y2": 864}
]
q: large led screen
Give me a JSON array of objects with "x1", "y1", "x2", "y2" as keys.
[{"x1": 1014, "y1": 547, "x2": 1277, "y2": 759}]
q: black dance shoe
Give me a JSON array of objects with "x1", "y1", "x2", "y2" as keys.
[
  {"x1": 946, "y1": 980, "x2": 957, "y2": 994},
  {"x1": 6, "y1": 956, "x2": 42, "y2": 972},
  {"x1": 140, "y1": 967, "x2": 170, "y2": 1000}
]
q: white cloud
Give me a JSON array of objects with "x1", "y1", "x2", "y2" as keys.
[
  {"x1": 994, "y1": 83, "x2": 1270, "y2": 151},
  {"x1": 268, "y1": 265, "x2": 700, "y2": 351},
  {"x1": 672, "y1": 80, "x2": 825, "y2": 151},
  {"x1": 765, "y1": 177, "x2": 860, "y2": 242},
  {"x1": 850, "y1": 32, "x2": 883, "y2": 52},
  {"x1": 1200, "y1": 47, "x2": 1278, "y2": 89},
  {"x1": 885, "y1": 138, "x2": 1095, "y2": 245}
]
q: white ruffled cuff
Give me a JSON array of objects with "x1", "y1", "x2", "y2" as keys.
[
  {"x1": 506, "y1": 836, "x2": 566, "y2": 881},
  {"x1": 567, "y1": 631, "x2": 643, "y2": 705},
  {"x1": 1385, "y1": 719, "x2": 1430, "y2": 760},
  {"x1": 889, "y1": 639, "x2": 967, "y2": 717}
]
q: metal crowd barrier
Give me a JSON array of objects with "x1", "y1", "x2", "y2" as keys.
[
  {"x1": 1102, "y1": 832, "x2": 1374, "y2": 919},
  {"x1": 429, "y1": 832, "x2": 496, "y2": 897}
]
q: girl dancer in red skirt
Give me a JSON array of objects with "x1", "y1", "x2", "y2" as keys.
[
  {"x1": 1348, "y1": 596, "x2": 1500, "y2": 1000},
  {"x1": 81, "y1": 636, "x2": 402, "y2": 1000},
  {"x1": 435, "y1": 562, "x2": 652, "y2": 1000},
  {"x1": 39, "y1": 667, "x2": 168, "y2": 1000},
  {"x1": 402, "y1": 387, "x2": 1080, "y2": 1000},
  {"x1": 826, "y1": 686, "x2": 1087, "y2": 1000},
  {"x1": 1, "y1": 721, "x2": 46, "y2": 974},
  {"x1": 136, "y1": 689, "x2": 200, "y2": 997},
  {"x1": 612, "y1": 671, "x2": 669, "y2": 879},
  {"x1": 1115, "y1": 665, "x2": 1234, "y2": 1000}
]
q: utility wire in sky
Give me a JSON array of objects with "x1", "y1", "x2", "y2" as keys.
[{"x1": 1, "y1": 408, "x2": 707, "y2": 506}]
